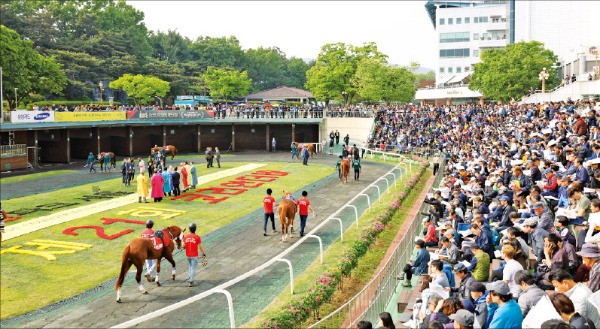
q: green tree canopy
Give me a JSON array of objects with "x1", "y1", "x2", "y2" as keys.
[
  {"x1": 469, "y1": 41, "x2": 559, "y2": 102},
  {"x1": 354, "y1": 61, "x2": 416, "y2": 104},
  {"x1": 204, "y1": 66, "x2": 252, "y2": 103},
  {"x1": 109, "y1": 74, "x2": 170, "y2": 105},
  {"x1": 0, "y1": 25, "x2": 67, "y2": 109},
  {"x1": 305, "y1": 42, "x2": 387, "y2": 106}
]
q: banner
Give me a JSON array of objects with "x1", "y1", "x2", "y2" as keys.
[
  {"x1": 127, "y1": 110, "x2": 212, "y2": 120},
  {"x1": 54, "y1": 112, "x2": 126, "y2": 122},
  {"x1": 10, "y1": 110, "x2": 55, "y2": 123}
]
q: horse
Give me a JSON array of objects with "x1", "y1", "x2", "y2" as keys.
[
  {"x1": 115, "y1": 225, "x2": 184, "y2": 303},
  {"x1": 97, "y1": 152, "x2": 116, "y2": 170},
  {"x1": 151, "y1": 145, "x2": 178, "y2": 161},
  {"x1": 340, "y1": 158, "x2": 350, "y2": 183},
  {"x1": 278, "y1": 199, "x2": 297, "y2": 242},
  {"x1": 295, "y1": 142, "x2": 317, "y2": 158}
]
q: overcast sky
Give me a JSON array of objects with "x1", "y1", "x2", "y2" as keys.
[{"x1": 127, "y1": 1, "x2": 438, "y2": 69}]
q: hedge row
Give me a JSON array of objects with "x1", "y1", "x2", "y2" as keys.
[{"x1": 261, "y1": 158, "x2": 429, "y2": 329}]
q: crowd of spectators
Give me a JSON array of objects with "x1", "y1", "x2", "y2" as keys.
[{"x1": 362, "y1": 98, "x2": 600, "y2": 328}]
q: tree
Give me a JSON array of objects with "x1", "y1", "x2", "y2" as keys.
[
  {"x1": 109, "y1": 74, "x2": 170, "y2": 105},
  {"x1": 354, "y1": 60, "x2": 416, "y2": 104},
  {"x1": 0, "y1": 25, "x2": 67, "y2": 109},
  {"x1": 305, "y1": 42, "x2": 387, "y2": 106},
  {"x1": 469, "y1": 41, "x2": 559, "y2": 102},
  {"x1": 203, "y1": 66, "x2": 252, "y2": 103}
]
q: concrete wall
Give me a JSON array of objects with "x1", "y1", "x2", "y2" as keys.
[{"x1": 322, "y1": 117, "x2": 374, "y2": 146}]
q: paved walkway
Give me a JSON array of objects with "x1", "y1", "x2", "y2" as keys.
[{"x1": 3, "y1": 146, "x2": 406, "y2": 328}]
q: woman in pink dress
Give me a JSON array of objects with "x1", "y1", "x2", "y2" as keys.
[{"x1": 151, "y1": 171, "x2": 165, "y2": 202}]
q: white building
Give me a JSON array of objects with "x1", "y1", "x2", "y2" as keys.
[{"x1": 416, "y1": 0, "x2": 600, "y2": 105}]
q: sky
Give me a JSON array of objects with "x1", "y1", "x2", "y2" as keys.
[{"x1": 127, "y1": 1, "x2": 438, "y2": 69}]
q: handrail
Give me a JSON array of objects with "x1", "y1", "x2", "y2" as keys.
[
  {"x1": 111, "y1": 164, "x2": 404, "y2": 329},
  {"x1": 310, "y1": 153, "x2": 445, "y2": 328}
]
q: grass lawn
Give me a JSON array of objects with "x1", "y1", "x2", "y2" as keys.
[
  {"x1": 0, "y1": 170, "x2": 77, "y2": 185},
  {"x1": 241, "y1": 166, "x2": 431, "y2": 328},
  {"x1": 2, "y1": 162, "x2": 267, "y2": 224},
  {"x1": 0, "y1": 162, "x2": 333, "y2": 319}
]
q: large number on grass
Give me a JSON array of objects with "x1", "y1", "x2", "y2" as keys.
[{"x1": 62, "y1": 218, "x2": 145, "y2": 240}]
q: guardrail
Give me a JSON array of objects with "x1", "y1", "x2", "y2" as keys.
[
  {"x1": 310, "y1": 153, "x2": 445, "y2": 328},
  {"x1": 0, "y1": 144, "x2": 27, "y2": 157},
  {"x1": 112, "y1": 164, "x2": 407, "y2": 329},
  {"x1": 324, "y1": 109, "x2": 374, "y2": 118}
]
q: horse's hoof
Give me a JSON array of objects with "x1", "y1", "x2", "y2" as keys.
[
  {"x1": 116, "y1": 298, "x2": 122, "y2": 303},
  {"x1": 156, "y1": 282, "x2": 161, "y2": 287},
  {"x1": 172, "y1": 275, "x2": 176, "y2": 280}
]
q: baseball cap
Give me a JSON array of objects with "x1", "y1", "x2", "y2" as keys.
[
  {"x1": 500, "y1": 195, "x2": 510, "y2": 202},
  {"x1": 543, "y1": 168, "x2": 553, "y2": 174},
  {"x1": 533, "y1": 202, "x2": 544, "y2": 209},
  {"x1": 453, "y1": 263, "x2": 467, "y2": 272},
  {"x1": 523, "y1": 218, "x2": 538, "y2": 227},
  {"x1": 486, "y1": 281, "x2": 510, "y2": 295},
  {"x1": 449, "y1": 310, "x2": 475, "y2": 326},
  {"x1": 469, "y1": 282, "x2": 486, "y2": 293}
]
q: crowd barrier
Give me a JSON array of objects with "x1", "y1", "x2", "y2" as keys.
[{"x1": 311, "y1": 152, "x2": 446, "y2": 328}]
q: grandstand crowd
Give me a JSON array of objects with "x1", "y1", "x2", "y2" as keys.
[{"x1": 362, "y1": 99, "x2": 600, "y2": 329}]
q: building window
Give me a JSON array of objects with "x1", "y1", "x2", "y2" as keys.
[
  {"x1": 457, "y1": 67, "x2": 462, "y2": 73},
  {"x1": 439, "y1": 18, "x2": 445, "y2": 25},
  {"x1": 473, "y1": 33, "x2": 479, "y2": 40},
  {"x1": 440, "y1": 32, "x2": 470, "y2": 43},
  {"x1": 474, "y1": 17, "x2": 478, "y2": 23},
  {"x1": 456, "y1": 17, "x2": 462, "y2": 24},
  {"x1": 439, "y1": 48, "x2": 470, "y2": 58},
  {"x1": 465, "y1": 17, "x2": 470, "y2": 24},
  {"x1": 448, "y1": 18, "x2": 453, "y2": 25},
  {"x1": 448, "y1": 67, "x2": 453, "y2": 73},
  {"x1": 473, "y1": 50, "x2": 480, "y2": 57},
  {"x1": 440, "y1": 67, "x2": 445, "y2": 73},
  {"x1": 479, "y1": 16, "x2": 488, "y2": 23}
]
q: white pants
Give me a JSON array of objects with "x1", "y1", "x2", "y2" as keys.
[{"x1": 145, "y1": 259, "x2": 156, "y2": 276}]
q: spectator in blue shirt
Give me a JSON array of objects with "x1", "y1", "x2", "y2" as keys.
[
  {"x1": 401, "y1": 239, "x2": 430, "y2": 287},
  {"x1": 470, "y1": 223, "x2": 495, "y2": 260},
  {"x1": 485, "y1": 281, "x2": 523, "y2": 329}
]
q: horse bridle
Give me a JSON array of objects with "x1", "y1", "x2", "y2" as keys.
[{"x1": 165, "y1": 227, "x2": 184, "y2": 250}]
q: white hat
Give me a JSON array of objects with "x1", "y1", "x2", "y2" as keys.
[{"x1": 548, "y1": 140, "x2": 557, "y2": 147}]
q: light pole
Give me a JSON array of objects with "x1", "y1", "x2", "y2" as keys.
[
  {"x1": 538, "y1": 68, "x2": 549, "y2": 93},
  {"x1": 14, "y1": 88, "x2": 18, "y2": 109},
  {"x1": 98, "y1": 81, "x2": 103, "y2": 106}
]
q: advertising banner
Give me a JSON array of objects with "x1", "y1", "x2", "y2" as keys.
[
  {"x1": 126, "y1": 110, "x2": 212, "y2": 120},
  {"x1": 54, "y1": 112, "x2": 126, "y2": 122},
  {"x1": 10, "y1": 110, "x2": 55, "y2": 123}
]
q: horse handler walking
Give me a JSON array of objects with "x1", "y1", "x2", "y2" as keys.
[
  {"x1": 184, "y1": 223, "x2": 206, "y2": 287},
  {"x1": 298, "y1": 191, "x2": 315, "y2": 237}
]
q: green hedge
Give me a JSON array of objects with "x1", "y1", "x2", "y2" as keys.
[{"x1": 261, "y1": 158, "x2": 429, "y2": 329}]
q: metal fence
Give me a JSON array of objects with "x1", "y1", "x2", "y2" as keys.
[
  {"x1": 0, "y1": 144, "x2": 27, "y2": 157},
  {"x1": 325, "y1": 109, "x2": 374, "y2": 118},
  {"x1": 310, "y1": 152, "x2": 446, "y2": 328}
]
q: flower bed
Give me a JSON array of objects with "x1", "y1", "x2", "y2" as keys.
[{"x1": 261, "y1": 158, "x2": 429, "y2": 329}]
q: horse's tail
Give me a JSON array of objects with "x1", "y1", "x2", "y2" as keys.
[{"x1": 115, "y1": 244, "x2": 131, "y2": 289}]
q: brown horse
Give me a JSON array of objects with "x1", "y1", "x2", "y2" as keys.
[
  {"x1": 295, "y1": 142, "x2": 317, "y2": 158},
  {"x1": 278, "y1": 199, "x2": 297, "y2": 242},
  {"x1": 150, "y1": 145, "x2": 178, "y2": 161},
  {"x1": 97, "y1": 152, "x2": 117, "y2": 169},
  {"x1": 115, "y1": 226, "x2": 184, "y2": 303},
  {"x1": 340, "y1": 158, "x2": 350, "y2": 183}
]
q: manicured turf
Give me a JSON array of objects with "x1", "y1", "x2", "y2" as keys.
[
  {"x1": 0, "y1": 162, "x2": 333, "y2": 319},
  {"x1": 0, "y1": 170, "x2": 77, "y2": 185}
]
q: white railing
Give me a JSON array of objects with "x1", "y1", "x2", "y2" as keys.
[
  {"x1": 310, "y1": 155, "x2": 445, "y2": 328},
  {"x1": 112, "y1": 164, "x2": 406, "y2": 329}
]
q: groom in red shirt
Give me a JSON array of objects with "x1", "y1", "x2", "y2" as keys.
[{"x1": 184, "y1": 223, "x2": 206, "y2": 287}]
